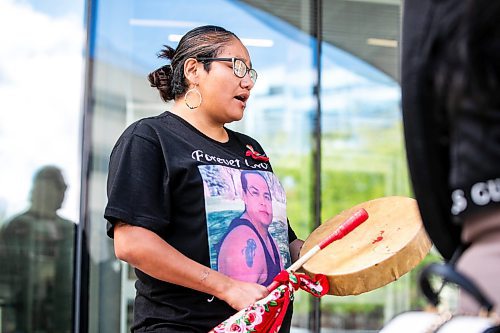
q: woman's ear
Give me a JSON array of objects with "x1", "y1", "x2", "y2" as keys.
[{"x1": 184, "y1": 58, "x2": 201, "y2": 86}]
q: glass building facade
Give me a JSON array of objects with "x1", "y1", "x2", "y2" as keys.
[{"x1": 0, "y1": 0, "x2": 440, "y2": 332}]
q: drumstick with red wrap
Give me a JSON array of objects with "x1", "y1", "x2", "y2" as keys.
[{"x1": 267, "y1": 208, "x2": 369, "y2": 291}]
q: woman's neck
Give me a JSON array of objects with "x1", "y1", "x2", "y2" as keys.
[{"x1": 171, "y1": 103, "x2": 228, "y2": 143}]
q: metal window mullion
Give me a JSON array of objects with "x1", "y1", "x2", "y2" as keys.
[
  {"x1": 309, "y1": 0, "x2": 323, "y2": 332},
  {"x1": 74, "y1": 0, "x2": 98, "y2": 332}
]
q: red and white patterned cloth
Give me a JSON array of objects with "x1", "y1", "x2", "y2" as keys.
[{"x1": 210, "y1": 271, "x2": 329, "y2": 333}]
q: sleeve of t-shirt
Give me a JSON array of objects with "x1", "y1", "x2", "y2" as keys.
[{"x1": 104, "y1": 129, "x2": 171, "y2": 239}]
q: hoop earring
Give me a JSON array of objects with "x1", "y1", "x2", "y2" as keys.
[{"x1": 184, "y1": 87, "x2": 202, "y2": 110}]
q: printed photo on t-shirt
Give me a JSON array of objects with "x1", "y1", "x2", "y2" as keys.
[{"x1": 198, "y1": 165, "x2": 291, "y2": 285}]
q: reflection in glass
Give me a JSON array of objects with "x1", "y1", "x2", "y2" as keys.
[
  {"x1": 318, "y1": 0, "x2": 427, "y2": 330},
  {"x1": 88, "y1": 0, "x2": 317, "y2": 331},
  {"x1": 0, "y1": 166, "x2": 75, "y2": 333},
  {"x1": 85, "y1": 0, "x2": 430, "y2": 331}
]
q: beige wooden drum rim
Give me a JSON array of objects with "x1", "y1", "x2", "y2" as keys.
[{"x1": 299, "y1": 196, "x2": 432, "y2": 296}]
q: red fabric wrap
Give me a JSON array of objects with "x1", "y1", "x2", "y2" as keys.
[{"x1": 210, "y1": 271, "x2": 329, "y2": 333}]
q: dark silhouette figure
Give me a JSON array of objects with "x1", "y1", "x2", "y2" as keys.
[{"x1": 0, "y1": 166, "x2": 75, "y2": 333}]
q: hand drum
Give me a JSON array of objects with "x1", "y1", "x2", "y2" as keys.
[{"x1": 300, "y1": 196, "x2": 432, "y2": 296}]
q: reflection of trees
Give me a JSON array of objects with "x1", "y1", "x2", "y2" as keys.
[{"x1": 273, "y1": 120, "x2": 416, "y2": 329}]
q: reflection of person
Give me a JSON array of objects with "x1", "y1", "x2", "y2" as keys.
[
  {"x1": 0, "y1": 166, "x2": 75, "y2": 333},
  {"x1": 218, "y1": 171, "x2": 284, "y2": 285},
  {"x1": 105, "y1": 25, "x2": 303, "y2": 332},
  {"x1": 402, "y1": 0, "x2": 500, "y2": 315}
]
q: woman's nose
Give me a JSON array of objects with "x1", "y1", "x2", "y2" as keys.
[{"x1": 240, "y1": 73, "x2": 254, "y2": 90}]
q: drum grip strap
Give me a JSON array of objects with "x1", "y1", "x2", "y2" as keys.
[{"x1": 419, "y1": 262, "x2": 494, "y2": 312}]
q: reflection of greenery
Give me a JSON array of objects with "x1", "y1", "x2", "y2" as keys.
[
  {"x1": 323, "y1": 301, "x2": 382, "y2": 314},
  {"x1": 321, "y1": 171, "x2": 385, "y2": 222},
  {"x1": 407, "y1": 249, "x2": 444, "y2": 310},
  {"x1": 270, "y1": 121, "x2": 438, "y2": 328},
  {"x1": 290, "y1": 290, "x2": 311, "y2": 327},
  {"x1": 321, "y1": 302, "x2": 384, "y2": 330},
  {"x1": 273, "y1": 160, "x2": 313, "y2": 241}
]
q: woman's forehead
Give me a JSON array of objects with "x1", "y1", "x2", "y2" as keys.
[{"x1": 219, "y1": 39, "x2": 251, "y2": 62}]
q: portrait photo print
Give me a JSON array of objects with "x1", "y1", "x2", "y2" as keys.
[{"x1": 199, "y1": 165, "x2": 291, "y2": 284}]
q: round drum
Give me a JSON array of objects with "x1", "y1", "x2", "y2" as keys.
[{"x1": 300, "y1": 196, "x2": 432, "y2": 296}]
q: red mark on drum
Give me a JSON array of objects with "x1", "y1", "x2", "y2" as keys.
[{"x1": 372, "y1": 230, "x2": 384, "y2": 244}]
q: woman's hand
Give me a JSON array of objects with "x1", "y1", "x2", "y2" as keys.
[{"x1": 219, "y1": 279, "x2": 269, "y2": 311}]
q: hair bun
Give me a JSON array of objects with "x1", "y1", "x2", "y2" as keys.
[{"x1": 148, "y1": 65, "x2": 171, "y2": 89}]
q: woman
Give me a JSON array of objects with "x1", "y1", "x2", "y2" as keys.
[{"x1": 104, "y1": 25, "x2": 303, "y2": 332}]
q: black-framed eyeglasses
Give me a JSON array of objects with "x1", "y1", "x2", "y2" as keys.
[{"x1": 197, "y1": 57, "x2": 258, "y2": 83}]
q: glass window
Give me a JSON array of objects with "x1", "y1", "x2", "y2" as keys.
[
  {"x1": 319, "y1": 0, "x2": 427, "y2": 331},
  {"x1": 0, "y1": 0, "x2": 448, "y2": 331},
  {"x1": 88, "y1": 0, "x2": 317, "y2": 331},
  {"x1": 86, "y1": 0, "x2": 434, "y2": 332},
  {"x1": 0, "y1": 1, "x2": 84, "y2": 332}
]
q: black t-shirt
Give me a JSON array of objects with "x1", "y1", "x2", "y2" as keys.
[{"x1": 104, "y1": 111, "x2": 297, "y2": 332}]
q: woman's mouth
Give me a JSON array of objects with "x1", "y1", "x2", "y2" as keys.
[{"x1": 234, "y1": 93, "x2": 249, "y2": 107}]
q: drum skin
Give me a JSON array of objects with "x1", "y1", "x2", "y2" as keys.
[{"x1": 300, "y1": 196, "x2": 432, "y2": 296}]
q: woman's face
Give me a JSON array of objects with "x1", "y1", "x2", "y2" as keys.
[{"x1": 197, "y1": 38, "x2": 255, "y2": 124}]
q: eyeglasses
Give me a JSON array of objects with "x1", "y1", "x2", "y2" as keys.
[{"x1": 197, "y1": 57, "x2": 258, "y2": 83}]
